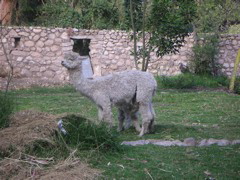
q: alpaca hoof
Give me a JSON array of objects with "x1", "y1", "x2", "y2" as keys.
[
  {"x1": 135, "y1": 127, "x2": 142, "y2": 133},
  {"x1": 124, "y1": 124, "x2": 131, "y2": 129},
  {"x1": 117, "y1": 127, "x2": 124, "y2": 132},
  {"x1": 138, "y1": 131, "x2": 144, "y2": 137}
]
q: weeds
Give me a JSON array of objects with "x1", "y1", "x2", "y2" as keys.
[
  {"x1": 0, "y1": 92, "x2": 15, "y2": 129},
  {"x1": 25, "y1": 114, "x2": 121, "y2": 161},
  {"x1": 157, "y1": 73, "x2": 228, "y2": 89},
  {"x1": 60, "y1": 115, "x2": 121, "y2": 152}
]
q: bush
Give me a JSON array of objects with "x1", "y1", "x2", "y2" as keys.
[
  {"x1": 157, "y1": 73, "x2": 228, "y2": 89},
  {"x1": 233, "y1": 77, "x2": 240, "y2": 94},
  {"x1": 59, "y1": 115, "x2": 121, "y2": 152},
  {"x1": 36, "y1": 1, "x2": 83, "y2": 28},
  {"x1": 0, "y1": 93, "x2": 14, "y2": 129},
  {"x1": 190, "y1": 34, "x2": 220, "y2": 76}
]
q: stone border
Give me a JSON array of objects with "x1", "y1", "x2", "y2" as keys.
[{"x1": 121, "y1": 138, "x2": 240, "y2": 147}]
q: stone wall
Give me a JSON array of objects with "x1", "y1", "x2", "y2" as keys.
[
  {"x1": 218, "y1": 34, "x2": 240, "y2": 76},
  {"x1": 0, "y1": 26, "x2": 240, "y2": 89}
]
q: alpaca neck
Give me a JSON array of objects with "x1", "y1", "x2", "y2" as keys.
[{"x1": 69, "y1": 68, "x2": 91, "y2": 96}]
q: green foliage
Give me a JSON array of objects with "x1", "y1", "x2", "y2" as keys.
[
  {"x1": 190, "y1": 34, "x2": 220, "y2": 76},
  {"x1": 36, "y1": 1, "x2": 83, "y2": 28},
  {"x1": 233, "y1": 77, "x2": 240, "y2": 94},
  {"x1": 0, "y1": 93, "x2": 14, "y2": 129},
  {"x1": 194, "y1": 0, "x2": 240, "y2": 33},
  {"x1": 128, "y1": 0, "x2": 196, "y2": 71},
  {"x1": 35, "y1": 0, "x2": 122, "y2": 29},
  {"x1": 60, "y1": 115, "x2": 121, "y2": 152},
  {"x1": 228, "y1": 24, "x2": 240, "y2": 34},
  {"x1": 11, "y1": 0, "x2": 42, "y2": 25},
  {"x1": 157, "y1": 73, "x2": 228, "y2": 89},
  {"x1": 25, "y1": 114, "x2": 121, "y2": 159},
  {"x1": 148, "y1": 0, "x2": 196, "y2": 57}
]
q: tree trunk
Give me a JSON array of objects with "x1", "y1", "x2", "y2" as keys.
[{"x1": 130, "y1": 0, "x2": 139, "y2": 70}]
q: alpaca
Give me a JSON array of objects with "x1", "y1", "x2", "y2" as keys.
[{"x1": 61, "y1": 52, "x2": 157, "y2": 136}]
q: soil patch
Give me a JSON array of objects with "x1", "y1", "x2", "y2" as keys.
[
  {"x1": 0, "y1": 110, "x2": 58, "y2": 152},
  {"x1": 0, "y1": 77, "x2": 66, "y2": 90}
]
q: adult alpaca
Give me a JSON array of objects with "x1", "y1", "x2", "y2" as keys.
[{"x1": 61, "y1": 52, "x2": 157, "y2": 136}]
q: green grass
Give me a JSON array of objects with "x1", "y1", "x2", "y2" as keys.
[{"x1": 4, "y1": 84, "x2": 240, "y2": 179}]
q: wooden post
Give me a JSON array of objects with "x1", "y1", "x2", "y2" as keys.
[{"x1": 229, "y1": 49, "x2": 240, "y2": 92}]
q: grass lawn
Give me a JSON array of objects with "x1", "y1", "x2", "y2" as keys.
[{"x1": 8, "y1": 85, "x2": 240, "y2": 179}]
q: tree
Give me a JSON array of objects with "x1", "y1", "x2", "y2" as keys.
[
  {"x1": 128, "y1": 0, "x2": 196, "y2": 71},
  {"x1": 194, "y1": 0, "x2": 240, "y2": 33}
]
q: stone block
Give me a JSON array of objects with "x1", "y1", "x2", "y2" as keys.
[
  {"x1": 61, "y1": 32, "x2": 69, "y2": 39},
  {"x1": 25, "y1": 41, "x2": 35, "y2": 47},
  {"x1": 33, "y1": 35, "x2": 40, "y2": 41},
  {"x1": 51, "y1": 45, "x2": 59, "y2": 52},
  {"x1": 45, "y1": 40, "x2": 54, "y2": 46},
  {"x1": 40, "y1": 32, "x2": 47, "y2": 37},
  {"x1": 19, "y1": 32, "x2": 29, "y2": 36},
  {"x1": 46, "y1": 52, "x2": 55, "y2": 57},
  {"x1": 11, "y1": 50, "x2": 27, "y2": 56},
  {"x1": 48, "y1": 34, "x2": 56, "y2": 39},
  {"x1": 33, "y1": 29, "x2": 42, "y2": 33},
  {"x1": 31, "y1": 52, "x2": 41, "y2": 57}
]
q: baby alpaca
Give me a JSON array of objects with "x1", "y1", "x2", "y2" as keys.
[{"x1": 61, "y1": 52, "x2": 157, "y2": 136}]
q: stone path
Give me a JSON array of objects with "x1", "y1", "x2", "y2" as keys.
[{"x1": 121, "y1": 138, "x2": 240, "y2": 147}]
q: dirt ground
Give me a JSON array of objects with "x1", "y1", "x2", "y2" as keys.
[
  {"x1": 0, "y1": 110, "x2": 101, "y2": 180},
  {"x1": 0, "y1": 77, "x2": 66, "y2": 90}
]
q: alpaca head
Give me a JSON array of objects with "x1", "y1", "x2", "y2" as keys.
[{"x1": 61, "y1": 52, "x2": 85, "y2": 70}]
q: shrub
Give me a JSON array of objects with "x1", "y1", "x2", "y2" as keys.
[
  {"x1": 158, "y1": 74, "x2": 195, "y2": 89},
  {"x1": 190, "y1": 34, "x2": 220, "y2": 76},
  {"x1": 157, "y1": 73, "x2": 228, "y2": 89},
  {"x1": 233, "y1": 77, "x2": 240, "y2": 94},
  {"x1": 0, "y1": 93, "x2": 14, "y2": 129},
  {"x1": 36, "y1": 1, "x2": 83, "y2": 28},
  {"x1": 59, "y1": 115, "x2": 121, "y2": 152}
]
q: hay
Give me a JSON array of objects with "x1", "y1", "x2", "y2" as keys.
[
  {"x1": 0, "y1": 110, "x2": 58, "y2": 152},
  {"x1": 0, "y1": 110, "x2": 102, "y2": 179},
  {"x1": 0, "y1": 154, "x2": 101, "y2": 180}
]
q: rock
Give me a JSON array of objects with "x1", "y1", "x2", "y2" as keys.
[
  {"x1": 33, "y1": 29, "x2": 42, "y2": 33},
  {"x1": 33, "y1": 35, "x2": 40, "y2": 41},
  {"x1": 232, "y1": 140, "x2": 240, "y2": 145},
  {"x1": 184, "y1": 138, "x2": 196, "y2": 146},
  {"x1": 11, "y1": 50, "x2": 27, "y2": 57},
  {"x1": 36, "y1": 41, "x2": 44, "y2": 48},
  {"x1": 206, "y1": 138, "x2": 219, "y2": 146},
  {"x1": 51, "y1": 45, "x2": 60, "y2": 52},
  {"x1": 217, "y1": 140, "x2": 230, "y2": 146},
  {"x1": 198, "y1": 139, "x2": 208, "y2": 146},
  {"x1": 45, "y1": 40, "x2": 54, "y2": 46},
  {"x1": 25, "y1": 41, "x2": 35, "y2": 47},
  {"x1": 121, "y1": 140, "x2": 149, "y2": 146},
  {"x1": 31, "y1": 52, "x2": 41, "y2": 57}
]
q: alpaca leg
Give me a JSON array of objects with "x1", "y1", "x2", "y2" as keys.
[
  {"x1": 102, "y1": 104, "x2": 113, "y2": 127},
  {"x1": 117, "y1": 109, "x2": 125, "y2": 131},
  {"x1": 98, "y1": 107, "x2": 104, "y2": 121},
  {"x1": 131, "y1": 112, "x2": 141, "y2": 132},
  {"x1": 124, "y1": 112, "x2": 132, "y2": 130},
  {"x1": 149, "y1": 103, "x2": 155, "y2": 133},
  {"x1": 138, "y1": 102, "x2": 154, "y2": 137}
]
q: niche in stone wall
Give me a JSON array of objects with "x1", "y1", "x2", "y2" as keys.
[
  {"x1": 14, "y1": 37, "x2": 20, "y2": 48},
  {"x1": 71, "y1": 38, "x2": 91, "y2": 56},
  {"x1": 71, "y1": 38, "x2": 93, "y2": 78}
]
